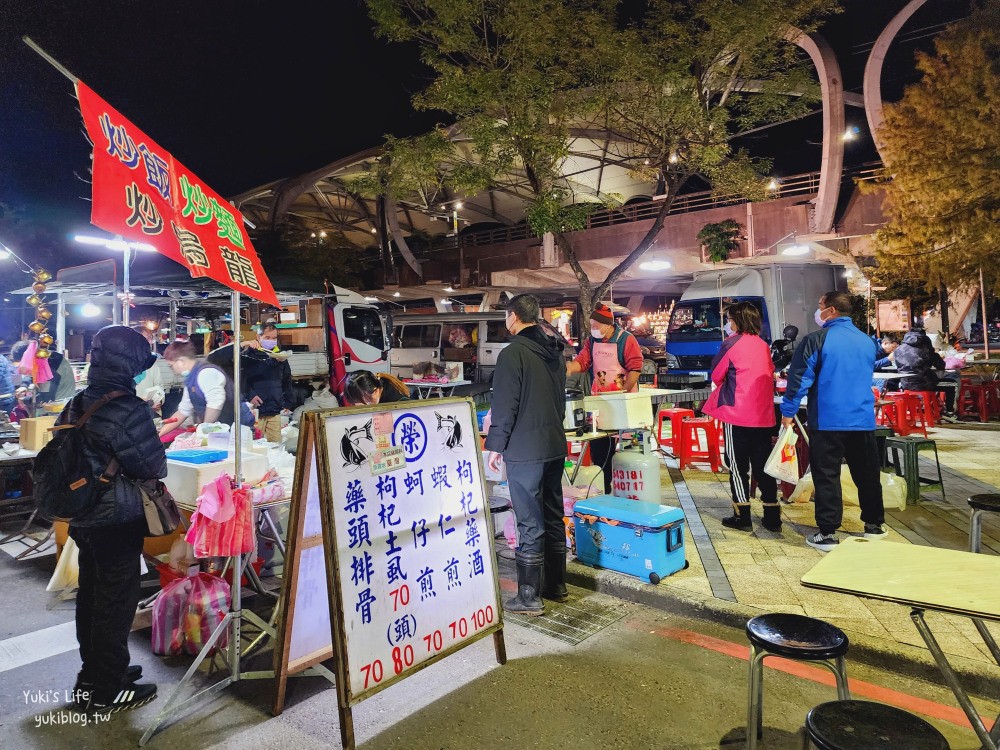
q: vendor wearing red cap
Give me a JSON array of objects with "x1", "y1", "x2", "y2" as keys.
[
  {"x1": 566, "y1": 303, "x2": 644, "y2": 494},
  {"x1": 566, "y1": 303, "x2": 644, "y2": 394}
]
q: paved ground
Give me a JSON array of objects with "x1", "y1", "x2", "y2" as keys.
[{"x1": 1, "y1": 421, "x2": 998, "y2": 748}]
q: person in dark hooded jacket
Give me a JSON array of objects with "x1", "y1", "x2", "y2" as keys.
[
  {"x1": 894, "y1": 329, "x2": 952, "y2": 413},
  {"x1": 59, "y1": 325, "x2": 166, "y2": 714},
  {"x1": 485, "y1": 294, "x2": 567, "y2": 616}
]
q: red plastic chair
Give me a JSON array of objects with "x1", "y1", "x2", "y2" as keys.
[
  {"x1": 656, "y1": 407, "x2": 695, "y2": 454},
  {"x1": 678, "y1": 416, "x2": 721, "y2": 472},
  {"x1": 903, "y1": 390, "x2": 941, "y2": 428},
  {"x1": 957, "y1": 378, "x2": 993, "y2": 421},
  {"x1": 883, "y1": 392, "x2": 928, "y2": 438}
]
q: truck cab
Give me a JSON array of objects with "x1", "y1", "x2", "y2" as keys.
[{"x1": 663, "y1": 262, "x2": 846, "y2": 385}]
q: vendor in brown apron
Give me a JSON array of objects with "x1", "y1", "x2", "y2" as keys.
[{"x1": 566, "y1": 304, "x2": 645, "y2": 493}]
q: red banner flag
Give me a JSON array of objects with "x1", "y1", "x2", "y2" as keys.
[{"x1": 75, "y1": 81, "x2": 280, "y2": 307}]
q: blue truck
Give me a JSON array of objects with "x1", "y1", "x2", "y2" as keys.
[{"x1": 662, "y1": 261, "x2": 848, "y2": 385}]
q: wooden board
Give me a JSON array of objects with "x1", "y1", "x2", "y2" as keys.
[{"x1": 800, "y1": 537, "x2": 1000, "y2": 621}]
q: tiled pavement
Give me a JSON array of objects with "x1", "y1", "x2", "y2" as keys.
[{"x1": 563, "y1": 423, "x2": 1000, "y2": 686}]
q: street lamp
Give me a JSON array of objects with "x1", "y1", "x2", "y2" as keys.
[
  {"x1": 73, "y1": 234, "x2": 156, "y2": 325},
  {"x1": 453, "y1": 202, "x2": 464, "y2": 287}
]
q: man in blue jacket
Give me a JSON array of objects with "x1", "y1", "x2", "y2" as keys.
[{"x1": 781, "y1": 290, "x2": 886, "y2": 551}]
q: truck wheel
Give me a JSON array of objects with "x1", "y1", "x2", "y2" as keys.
[{"x1": 649, "y1": 572, "x2": 661, "y2": 585}]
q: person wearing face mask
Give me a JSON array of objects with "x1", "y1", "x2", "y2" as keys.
[
  {"x1": 566, "y1": 303, "x2": 645, "y2": 494},
  {"x1": 158, "y1": 340, "x2": 255, "y2": 438},
  {"x1": 238, "y1": 323, "x2": 294, "y2": 443},
  {"x1": 130, "y1": 324, "x2": 164, "y2": 413},
  {"x1": 486, "y1": 294, "x2": 567, "y2": 616},
  {"x1": 703, "y1": 302, "x2": 780, "y2": 532},
  {"x1": 780, "y1": 290, "x2": 886, "y2": 552}
]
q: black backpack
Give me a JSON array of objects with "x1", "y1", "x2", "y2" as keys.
[{"x1": 32, "y1": 390, "x2": 129, "y2": 522}]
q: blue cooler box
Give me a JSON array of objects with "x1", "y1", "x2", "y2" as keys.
[{"x1": 573, "y1": 495, "x2": 686, "y2": 583}]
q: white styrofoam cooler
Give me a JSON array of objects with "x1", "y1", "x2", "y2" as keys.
[
  {"x1": 582, "y1": 392, "x2": 654, "y2": 430},
  {"x1": 163, "y1": 452, "x2": 270, "y2": 505}
]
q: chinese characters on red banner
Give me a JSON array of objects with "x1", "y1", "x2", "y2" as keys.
[{"x1": 76, "y1": 81, "x2": 279, "y2": 306}]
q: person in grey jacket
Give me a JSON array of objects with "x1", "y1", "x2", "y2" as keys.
[
  {"x1": 59, "y1": 325, "x2": 166, "y2": 714},
  {"x1": 486, "y1": 294, "x2": 567, "y2": 616}
]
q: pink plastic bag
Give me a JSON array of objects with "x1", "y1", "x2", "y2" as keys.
[
  {"x1": 183, "y1": 573, "x2": 231, "y2": 655},
  {"x1": 152, "y1": 576, "x2": 194, "y2": 656},
  {"x1": 185, "y1": 474, "x2": 255, "y2": 557}
]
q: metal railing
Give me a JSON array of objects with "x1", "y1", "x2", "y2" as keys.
[{"x1": 426, "y1": 162, "x2": 883, "y2": 252}]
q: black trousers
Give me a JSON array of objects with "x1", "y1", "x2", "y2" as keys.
[
  {"x1": 506, "y1": 458, "x2": 566, "y2": 561},
  {"x1": 722, "y1": 423, "x2": 778, "y2": 505},
  {"x1": 809, "y1": 430, "x2": 884, "y2": 534},
  {"x1": 69, "y1": 519, "x2": 147, "y2": 693},
  {"x1": 588, "y1": 436, "x2": 615, "y2": 495}
]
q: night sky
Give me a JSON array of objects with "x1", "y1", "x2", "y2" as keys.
[{"x1": 0, "y1": 0, "x2": 970, "y2": 269}]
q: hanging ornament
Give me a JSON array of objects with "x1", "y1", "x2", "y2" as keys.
[
  {"x1": 35, "y1": 269, "x2": 52, "y2": 283},
  {"x1": 28, "y1": 321, "x2": 46, "y2": 334},
  {"x1": 26, "y1": 294, "x2": 43, "y2": 307},
  {"x1": 32, "y1": 281, "x2": 47, "y2": 293},
  {"x1": 39, "y1": 333, "x2": 54, "y2": 347},
  {"x1": 36, "y1": 349, "x2": 51, "y2": 359},
  {"x1": 37, "y1": 307, "x2": 52, "y2": 320}
]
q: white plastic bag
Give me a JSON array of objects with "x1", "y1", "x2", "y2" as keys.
[
  {"x1": 47, "y1": 537, "x2": 79, "y2": 592},
  {"x1": 763, "y1": 427, "x2": 799, "y2": 485},
  {"x1": 788, "y1": 471, "x2": 814, "y2": 504},
  {"x1": 840, "y1": 468, "x2": 905, "y2": 512}
]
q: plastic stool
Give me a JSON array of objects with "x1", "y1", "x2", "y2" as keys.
[
  {"x1": 678, "y1": 416, "x2": 720, "y2": 471},
  {"x1": 903, "y1": 390, "x2": 941, "y2": 428},
  {"x1": 802, "y1": 700, "x2": 949, "y2": 750},
  {"x1": 745, "y1": 613, "x2": 850, "y2": 750},
  {"x1": 968, "y1": 494, "x2": 1000, "y2": 553},
  {"x1": 883, "y1": 392, "x2": 928, "y2": 437},
  {"x1": 656, "y1": 407, "x2": 694, "y2": 454},
  {"x1": 957, "y1": 379, "x2": 992, "y2": 421},
  {"x1": 885, "y1": 435, "x2": 945, "y2": 504}
]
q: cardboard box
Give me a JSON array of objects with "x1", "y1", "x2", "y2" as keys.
[
  {"x1": 304, "y1": 299, "x2": 324, "y2": 327},
  {"x1": 19, "y1": 416, "x2": 57, "y2": 451}
]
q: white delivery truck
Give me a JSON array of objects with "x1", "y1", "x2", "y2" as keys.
[{"x1": 662, "y1": 260, "x2": 848, "y2": 384}]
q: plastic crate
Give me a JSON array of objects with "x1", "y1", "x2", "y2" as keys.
[{"x1": 165, "y1": 449, "x2": 229, "y2": 464}]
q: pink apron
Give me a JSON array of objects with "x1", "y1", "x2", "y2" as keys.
[{"x1": 590, "y1": 331, "x2": 636, "y2": 394}]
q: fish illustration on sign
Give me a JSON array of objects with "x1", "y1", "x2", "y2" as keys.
[
  {"x1": 435, "y1": 412, "x2": 463, "y2": 450},
  {"x1": 341, "y1": 420, "x2": 373, "y2": 468}
]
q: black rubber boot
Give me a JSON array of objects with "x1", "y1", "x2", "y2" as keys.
[
  {"x1": 504, "y1": 554, "x2": 544, "y2": 616},
  {"x1": 721, "y1": 503, "x2": 752, "y2": 531},
  {"x1": 761, "y1": 502, "x2": 783, "y2": 532},
  {"x1": 541, "y1": 545, "x2": 569, "y2": 602}
]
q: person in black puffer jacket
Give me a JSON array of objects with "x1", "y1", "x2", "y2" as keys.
[
  {"x1": 894, "y1": 329, "x2": 953, "y2": 414},
  {"x1": 60, "y1": 325, "x2": 166, "y2": 714}
]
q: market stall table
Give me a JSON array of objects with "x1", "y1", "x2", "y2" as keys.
[
  {"x1": 962, "y1": 359, "x2": 1000, "y2": 380},
  {"x1": 564, "y1": 430, "x2": 614, "y2": 484},
  {"x1": 405, "y1": 379, "x2": 471, "y2": 399},
  {"x1": 0, "y1": 448, "x2": 48, "y2": 560},
  {"x1": 801, "y1": 537, "x2": 1000, "y2": 750}
]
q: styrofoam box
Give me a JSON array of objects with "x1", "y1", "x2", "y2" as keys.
[
  {"x1": 582, "y1": 392, "x2": 654, "y2": 430},
  {"x1": 163, "y1": 452, "x2": 269, "y2": 505}
]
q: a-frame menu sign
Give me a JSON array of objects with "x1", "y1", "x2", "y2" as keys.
[{"x1": 273, "y1": 398, "x2": 506, "y2": 748}]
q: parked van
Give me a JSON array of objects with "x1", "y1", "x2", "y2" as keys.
[{"x1": 389, "y1": 311, "x2": 570, "y2": 383}]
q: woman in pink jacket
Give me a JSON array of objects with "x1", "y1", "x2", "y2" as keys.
[{"x1": 703, "y1": 302, "x2": 780, "y2": 532}]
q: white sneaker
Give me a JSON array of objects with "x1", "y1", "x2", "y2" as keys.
[
  {"x1": 864, "y1": 524, "x2": 887, "y2": 539},
  {"x1": 805, "y1": 532, "x2": 839, "y2": 552}
]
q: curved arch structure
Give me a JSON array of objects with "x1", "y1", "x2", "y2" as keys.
[
  {"x1": 788, "y1": 27, "x2": 845, "y2": 234},
  {"x1": 863, "y1": 0, "x2": 929, "y2": 160}
]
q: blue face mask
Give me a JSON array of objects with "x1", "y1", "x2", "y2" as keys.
[{"x1": 134, "y1": 371, "x2": 147, "y2": 385}]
